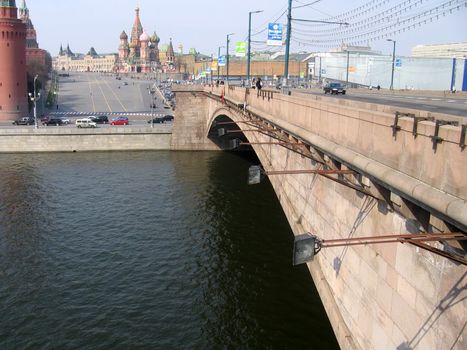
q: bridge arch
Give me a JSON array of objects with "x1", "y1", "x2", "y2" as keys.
[{"x1": 207, "y1": 108, "x2": 255, "y2": 152}]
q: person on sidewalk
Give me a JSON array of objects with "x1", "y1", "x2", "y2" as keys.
[{"x1": 256, "y1": 77, "x2": 263, "y2": 91}]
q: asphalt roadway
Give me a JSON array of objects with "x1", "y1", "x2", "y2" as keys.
[
  {"x1": 0, "y1": 72, "x2": 173, "y2": 129},
  {"x1": 293, "y1": 87, "x2": 467, "y2": 118}
]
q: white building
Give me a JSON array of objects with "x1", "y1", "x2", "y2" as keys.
[{"x1": 412, "y1": 42, "x2": 467, "y2": 59}]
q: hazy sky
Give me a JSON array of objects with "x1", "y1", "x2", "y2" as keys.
[{"x1": 24, "y1": 0, "x2": 467, "y2": 57}]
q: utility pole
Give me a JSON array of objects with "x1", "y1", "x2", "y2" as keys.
[
  {"x1": 387, "y1": 39, "x2": 396, "y2": 90},
  {"x1": 226, "y1": 33, "x2": 234, "y2": 83},
  {"x1": 346, "y1": 50, "x2": 350, "y2": 84},
  {"x1": 319, "y1": 56, "x2": 322, "y2": 83},
  {"x1": 283, "y1": 0, "x2": 293, "y2": 88},
  {"x1": 283, "y1": 2, "x2": 348, "y2": 90},
  {"x1": 247, "y1": 10, "x2": 263, "y2": 87}
]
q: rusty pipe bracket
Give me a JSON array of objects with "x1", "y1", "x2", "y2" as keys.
[
  {"x1": 412, "y1": 116, "x2": 434, "y2": 137},
  {"x1": 391, "y1": 112, "x2": 401, "y2": 137},
  {"x1": 392, "y1": 112, "x2": 417, "y2": 138},
  {"x1": 432, "y1": 120, "x2": 459, "y2": 150},
  {"x1": 460, "y1": 124, "x2": 467, "y2": 149}
]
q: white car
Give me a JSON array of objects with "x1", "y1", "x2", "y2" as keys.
[
  {"x1": 60, "y1": 117, "x2": 70, "y2": 125},
  {"x1": 76, "y1": 118, "x2": 97, "y2": 128}
]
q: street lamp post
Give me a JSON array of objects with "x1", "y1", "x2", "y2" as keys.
[
  {"x1": 387, "y1": 39, "x2": 396, "y2": 90},
  {"x1": 346, "y1": 50, "x2": 350, "y2": 85},
  {"x1": 29, "y1": 75, "x2": 41, "y2": 129},
  {"x1": 283, "y1": 0, "x2": 293, "y2": 88},
  {"x1": 247, "y1": 10, "x2": 263, "y2": 87},
  {"x1": 226, "y1": 33, "x2": 234, "y2": 83}
]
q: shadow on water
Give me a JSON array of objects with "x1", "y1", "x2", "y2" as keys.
[{"x1": 175, "y1": 150, "x2": 339, "y2": 349}]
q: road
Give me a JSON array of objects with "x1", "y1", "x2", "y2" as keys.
[
  {"x1": 295, "y1": 88, "x2": 467, "y2": 118},
  {"x1": 0, "y1": 72, "x2": 173, "y2": 128}
]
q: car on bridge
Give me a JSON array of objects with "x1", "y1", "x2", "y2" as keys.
[
  {"x1": 148, "y1": 117, "x2": 165, "y2": 124},
  {"x1": 76, "y1": 118, "x2": 97, "y2": 128},
  {"x1": 110, "y1": 116, "x2": 129, "y2": 125},
  {"x1": 44, "y1": 117, "x2": 65, "y2": 126},
  {"x1": 60, "y1": 117, "x2": 70, "y2": 125},
  {"x1": 90, "y1": 115, "x2": 109, "y2": 124},
  {"x1": 12, "y1": 117, "x2": 35, "y2": 125},
  {"x1": 323, "y1": 83, "x2": 346, "y2": 95}
]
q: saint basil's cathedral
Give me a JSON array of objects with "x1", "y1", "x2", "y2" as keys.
[{"x1": 116, "y1": 7, "x2": 175, "y2": 73}]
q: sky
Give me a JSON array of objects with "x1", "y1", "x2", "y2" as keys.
[{"x1": 24, "y1": 0, "x2": 467, "y2": 57}]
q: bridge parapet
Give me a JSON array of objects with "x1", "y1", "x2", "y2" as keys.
[{"x1": 202, "y1": 85, "x2": 465, "y2": 199}]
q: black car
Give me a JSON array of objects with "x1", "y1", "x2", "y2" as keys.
[
  {"x1": 324, "y1": 83, "x2": 346, "y2": 95},
  {"x1": 45, "y1": 117, "x2": 64, "y2": 126},
  {"x1": 163, "y1": 115, "x2": 174, "y2": 122},
  {"x1": 148, "y1": 117, "x2": 165, "y2": 124},
  {"x1": 13, "y1": 117, "x2": 35, "y2": 125},
  {"x1": 90, "y1": 115, "x2": 109, "y2": 124}
]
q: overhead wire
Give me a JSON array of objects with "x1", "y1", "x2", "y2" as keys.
[{"x1": 292, "y1": 0, "x2": 465, "y2": 48}]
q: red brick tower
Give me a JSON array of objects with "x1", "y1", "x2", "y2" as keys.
[{"x1": 0, "y1": 0, "x2": 28, "y2": 121}]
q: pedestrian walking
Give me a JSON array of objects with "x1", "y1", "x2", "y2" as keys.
[{"x1": 256, "y1": 77, "x2": 263, "y2": 91}]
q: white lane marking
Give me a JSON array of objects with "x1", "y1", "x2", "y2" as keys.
[
  {"x1": 417, "y1": 97, "x2": 427, "y2": 100},
  {"x1": 431, "y1": 98, "x2": 441, "y2": 101},
  {"x1": 447, "y1": 100, "x2": 456, "y2": 103}
]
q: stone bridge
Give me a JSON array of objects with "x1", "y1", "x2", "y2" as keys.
[{"x1": 171, "y1": 85, "x2": 466, "y2": 350}]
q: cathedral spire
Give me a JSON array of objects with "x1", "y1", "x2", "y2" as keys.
[{"x1": 130, "y1": 6, "x2": 143, "y2": 47}]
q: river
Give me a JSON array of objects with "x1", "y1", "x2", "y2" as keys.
[{"x1": 0, "y1": 151, "x2": 338, "y2": 349}]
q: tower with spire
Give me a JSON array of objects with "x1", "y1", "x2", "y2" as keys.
[
  {"x1": 18, "y1": 0, "x2": 49, "y2": 71},
  {"x1": 19, "y1": 0, "x2": 38, "y2": 48},
  {"x1": 0, "y1": 0, "x2": 28, "y2": 121}
]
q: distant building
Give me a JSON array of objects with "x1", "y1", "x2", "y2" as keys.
[
  {"x1": 412, "y1": 42, "x2": 467, "y2": 59},
  {"x1": 54, "y1": 45, "x2": 117, "y2": 72},
  {"x1": 116, "y1": 7, "x2": 161, "y2": 73},
  {"x1": 330, "y1": 44, "x2": 382, "y2": 55},
  {"x1": 19, "y1": 0, "x2": 48, "y2": 67},
  {"x1": 0, "y1": 0, "x2": 28, "y2": 121}
]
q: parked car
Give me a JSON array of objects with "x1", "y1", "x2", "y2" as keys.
[
  {"x1": 12, "y1": 117, "x2": 35, "y2": 125},
  {"x1": 324, "y1": 83, "x2": 346, "y2": 95},
  {"x1": 90, "y1": 115, "x2": 108, "y2": 124},
  {"x1": 45, "y1": 117, "x2": 64, "y2": 126},
  {"x1": 60, "y1": 117, "x2": 70, "y2": 125},
  {"x1": 76, "y1": 118, "x2": 97, "y2": 128},
  {"x1": 163, "y1": 115, "x2": 174, "y2": 122},
  {"x1": 40, "y1": 116, "x2": 49, "y2": 124},
  {"x1": 110, "y1": 116, "x2": 129, "y2": 125},
  {"x1": 148, "y1": 117, "x2": 165, "y2": 124}
]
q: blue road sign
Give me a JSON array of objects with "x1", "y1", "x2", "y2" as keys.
[
  {"x1": 267, "y1": 23, "x2": 283, "y2": 46},
  {"x1": 218, "y1": 55, "x2": 226, "y2": 67}
]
